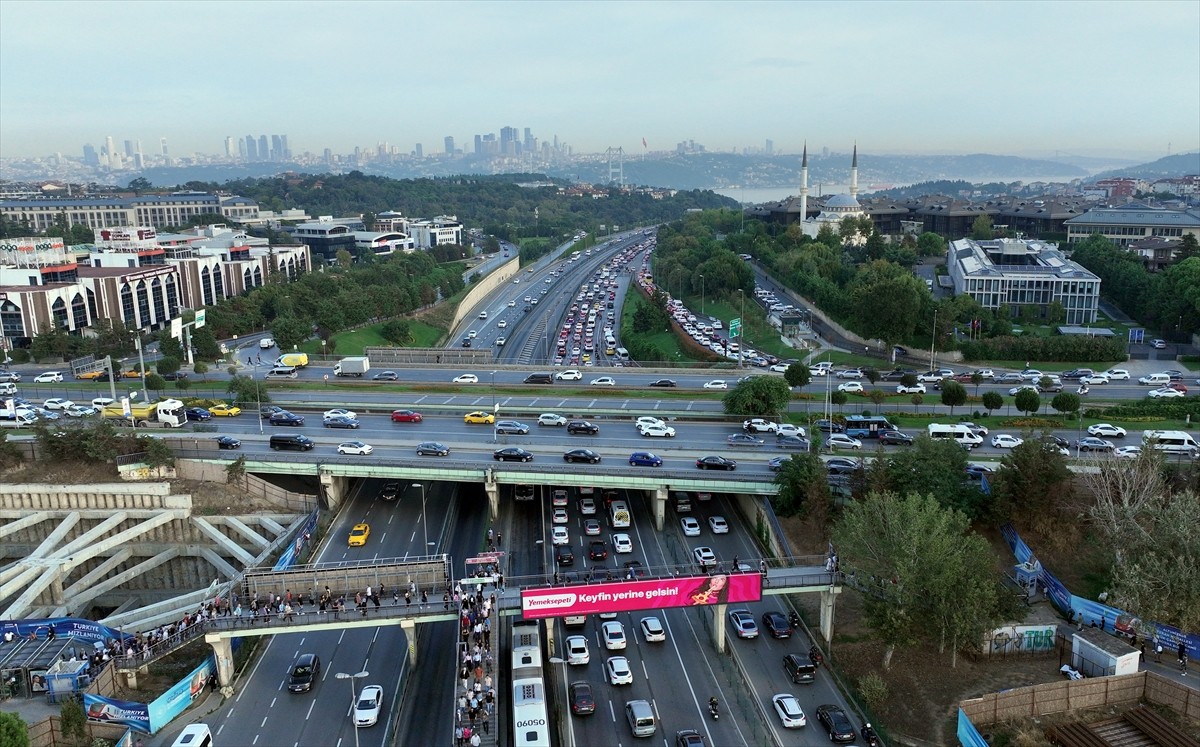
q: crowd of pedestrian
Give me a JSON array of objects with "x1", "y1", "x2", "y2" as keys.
[{"x1": 452, "y1": 580, "x2": 497, "y2": 747}]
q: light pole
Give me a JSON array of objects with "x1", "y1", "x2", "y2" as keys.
[
  {"x1": 547, "y1": 657, "x2": 577, "y2": 747},
  {"x1": 254, "y1": 361, "x2": 263, "y2": 434},
  {"x1": 737, "y1": 289, "x2": 745, "y2": 368},
  {"x1": 929, "y1": 308, "x2": 939, "y2": 372},
  {"x1": 412, "y1": 483, "x2": 429, "y2": 552},
  {"x1": 335, "y1": 670, "x2": 369, "y2": 747},
  {"x1": 699, "y1": 274, "x2": 705, "y2": 316}
]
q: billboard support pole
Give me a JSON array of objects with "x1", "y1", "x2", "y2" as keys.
[{"x1": 713, "y1": 603, "x2": 727, "y2": 653}]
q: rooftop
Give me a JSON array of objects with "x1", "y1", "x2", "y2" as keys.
[{"x1": 1064, "y1": 207, "x2": 1200, "y2": 227}]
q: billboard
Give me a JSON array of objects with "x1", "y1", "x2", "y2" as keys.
[{"x1": 521, "y1": 573, "x2": 762, "y2": 619}]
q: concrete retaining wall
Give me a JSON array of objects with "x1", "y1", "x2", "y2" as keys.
[
  {"x1": 173, "y1": 459, "x2": 317, "y2": 512},
  {"x1": 0, "y1": 482, "x2": 191, "y2": 512},
  {"x1": 959, "y1": 670, "x2": 1200, "y2": 725},
  {"x1": 450, "y1": 255, "x2": 520, "y2": 332}
]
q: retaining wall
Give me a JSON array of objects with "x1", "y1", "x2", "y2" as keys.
[
  {"x1": 449, "y1": 255, "x2": 520, "y2": 332},
  {"x1": 959, "y1": 670, "x2": 1200, "y2": 725},
  {"x1": 0, "y1": 482, "x2": 190, "y2": 512}
]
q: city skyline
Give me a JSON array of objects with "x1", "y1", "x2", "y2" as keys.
[{"x1": 1, "y1": 0, "x2": 1198, "y2": 161}]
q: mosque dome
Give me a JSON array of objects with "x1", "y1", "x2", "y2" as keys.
[{"x1": 824, "y1": 194, "x2": 860, "y2": 210}]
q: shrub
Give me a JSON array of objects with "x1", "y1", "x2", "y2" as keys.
[
  {"x1": 857, "y1": 672, "x2": 888, "y2": 710},
  {"x1": 959, "y1": 334, "x2": 1126, "y2": 363}
]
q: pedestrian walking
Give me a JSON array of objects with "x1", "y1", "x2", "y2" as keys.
[
  {"x1": 1155, "y1": 641, "x2": 1163, "y2": 663},
  {"x1": 482, "y1": 717, "x2": 490, "y2": 735},
  {"x1": 1180, "y1": 642, "x2": 1189, "y2": 676},
  {"x1": 470, "y1": 733, "x2": 481, "y2": 747},
  {"x1": 444, "y1": 592, "x2": 450, "y2": 610},
  {"x1": 422, "y1": 589, "x2": 428, "y2": 607},
  {"x1": 455, "y1": 726, "x2": 464, "y2": 747}
]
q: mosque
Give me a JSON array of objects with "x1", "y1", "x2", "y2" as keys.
[{"x1": 797, "y1": 144, "x2": 869, "y2": 242}]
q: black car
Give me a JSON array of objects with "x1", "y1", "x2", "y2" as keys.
[
  {"x1": 880, "y1": 369, "x2": 908, "y2": 381},
  {"x1": 776, "y1": 435, "x2": 810, "y2": 450},
  {"x1": 555, "y1": 544, "x2": 574, "y2": 567},
  {"x1": 493, "y1": 447, "x2": 533, "y2": 463},
  {"x1": 815, "y1": 419, "x2": 844, "y2": 433},
  {"x1": 323, "y1": 416, "x2": 361, "y2": 429},
  {"x1": 288, "y1": 653, "x2": 321, "y2": 693},
  {"x1": 461, "y1": 338, "x2": 472, "y2": 348},
  {"x1": 569, "y1": 681, "x2": 595, "y2": 715},
  {"x1": 416, "y1": 442, "x2": 450, "y2": 457},
  {"x1": 162, "y1": 371, "x2": 188, "y2": 381},
  {"x1": 567, "y1": 420, "x2": 599, "y2": 435},
  {"x1": 815, "y1": 704, "x2": 856, "y2": 743},
  {"x1": 260, "y1": 405, "x2": 285, "y2": 419},
  {"x1": 648, "y1": 379, "x2": 677, "y2": 388},
  {"x1": 564, "y1": 448, "x2": 601, "y2": 464},
  {"x1": 782, "y1": 653, "x2": 817, "y2": 684},
  {"x1": 589, "y1": 541, "x2": 608, "y2": 561},
  {"x1": 826, "y1": 457, "x2": 861, "y2": 475},
  {"x1": 215, "y1": 435, "x2": 241, "y2": 450},
  {"x1": 761, "y1": 611, "x2": 793, "y2": 639},
  {"x1": 878, "y1": 430, "x2": 913, "y2": 446},
  {"x1": 373, "y1": 370, "x2": 399, "y2": 381},
  {"x1": 379, "y1": 482, "x2": 400, "y2": 501},
  {"x1": 1039, "y1": 434, "x2": 1069, "y2": 448},
  {"x1": 185, "y1": 407, "x2": 212, "y2": 421},
  {"x1": 696, "y1": 455, "x2": 737, "y2": 471},
  {"x1": 964, "y1": 464, "x2": 995, "y2": 480},
  {"x1": 269, "y1": 412, "x2": 304, "y2": 426},
  {"x1": 1163, "y1": 369, "x2": 1184, "y2": 381},
  {"x1": 676, "y1": 730, "x2": 706, "y2": 747}
]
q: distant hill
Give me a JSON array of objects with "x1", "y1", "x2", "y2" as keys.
[{"x1": 1092, "y1": 152, "x2": 1200, "y2": 181}]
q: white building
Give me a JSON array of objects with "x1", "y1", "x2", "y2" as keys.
[
  {"x1": 407, "y1": 215, "x2": 464, "y2": 248},
  {"x1": 797, "y1": 145, "x2": 869, "y2": 244},
  {"x1": 948, "y1": 238, "x2": 1101, "y2": 325},
  {"x1": 1064, "y1": 206, "x2": 1200, "y2": 246}
]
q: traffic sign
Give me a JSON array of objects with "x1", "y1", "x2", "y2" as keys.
[
  {"x1": 729, "y1": 318, "x2": 742, "y2": 338},
  {"x1": 194, "y1": 309, "x2": 206, "y2": 329},
  {"x1": 170, "y1": 318, "x2": 183, "y2": 340}
]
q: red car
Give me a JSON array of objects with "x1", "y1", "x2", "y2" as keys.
[
  {"x1": 1168, "y1": 382, "x2": 1189, "y2": 394},
  {"x1": 391, "y1": 409, "x2": 423, "y2": 423}
]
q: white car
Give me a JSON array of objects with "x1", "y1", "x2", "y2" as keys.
[
  {"x1": 579, "y1": 497, "x2": 597, "y2": 515},
  {"x1": 552, "y1": 508, "x2": 569, "y2": 524},
  {"x1": 508, "y1": 300, "x2": 516, "y2": 307},
  {"x1": 91, "y1": 397, "x2": 115, "y2": 408},
  {"x1": 590, "y1": 376, "x2": 616, "y2": 386},
  {"x1": 703, "y1": 380, "x2": 728, "y2": 390},
  {"x1": 776, "y1": 423, "x2": 806, "y2": 438},
  {"x1": 825, "y1": 434, "x2": 862, "y2": 450},
  {"x1": 991, "y1": 434, "x2": 1024, "y2": 449},
  {"x1": 1081, "y1": 373, "x2": 1109, "y2": 385},
  {"x1": 837, "y1": 381, "x2": 864, "y2": 393},
  {"x1": 452, "y1": 374, "x2": 479, "y2": 384},
  {"x1": 584, "y1": 518, "x2": 601, "y2": 536},
  {"x1": 324, "y1": 408, "x2": 357, "y2": 419},
  {"x1": 336, "y1": 441, "x2": 374, "y2": 456},
  {"x1": 612, "y1": 533, "x2": 634, "y2": 553},
  {"x1": 1008, "y1": 384, "x2": 1039, "y2": 396},
  {"x1": 1088, "y1": 423, "x2": 1127, "y2": 438},
  {"x1": 606, "y1": 656, "x2": 633, "y2": 685},
  {"x1": 693, "y1": 546, "x2": 717, "y2": 567},
  {"x1": 602, "y1": 620, "x2": 627, "y2": 650},
  {"x1": 680, "y1": 517, "x2": 701, "y2": 537},
  {"x1": 896, "y1": 383, "x2": 926, "y2": 394},
  {"x1": 635, "y1": 416, "x2": 665, "y2": 431},
  {"x1": 835, "y1": 368, "x2": 863, "y2": 379},
  {"x1": 34, "y1": 372, "x2": 64, "y2": 383},
  {"x1": 43, "y1": 398, "x2": 75, "y2": 410},
  {"x1": 65, "y1": 405, "x2": 97, "y2": 418},
  {"x1": 497, "y1": 320, "x2": 508, "y2": 329},
  {"x1": 708, "y1": 516, "x2": 729, "y2": 534},
  {"x1": 1113, "y1": 445, "x2": 1142, "y2": 459},
  {"x1": 556, "y1": 369, "x2": 583, "y2": 381},
  {"x1": 742, "y1": 418, "x2": 778, "y2": 433},
  {"x1": 565, "y1": 635, "x2": 590, "y2": 665},
  {"x1": 1148, "y1": 387, "x2": 1185, "y2": 399},
  {"x1": 538, "y1": 413, "x2": 567, "y2": 427},
  {"x1": 551, "y1": 526, "x2": 569, "y2": 545},
  {"x1": 354, "y1": 684, "x2": 383, "y2": 727},
  {"x1": 639, "y1": 423, "x2": 676, "y2": 438},
  {"x1": 1104, "y1": 369, "x2": 1130, "y2": 380},
  {"x1": 640, "y1": 616, "x2": 666, "y2": 643},
  {"x1": 772, "y1": 693, "x2": 807, "y2": 728}
]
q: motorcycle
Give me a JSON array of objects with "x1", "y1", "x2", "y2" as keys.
[
  {"x1": 708, "y1": 699, "x2": 719, "y2": 720},
  {"x1": 861, "y1": 723, "x2": 881, "y2": 747},
  {"x1": 809, "y1": 644, "x2": 825, "y2": 668},
  {"x1": 789, "y1": 612, "x2": 801, "y2": 629},
  {"x1": 1076, "y1": 385, "x2": 1090, "y2": 396}
]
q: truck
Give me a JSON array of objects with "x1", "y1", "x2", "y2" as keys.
[
  {"x1": 275, "y1": 353, "x2": 309, "y2": 368},
  {"x1": 100, "y1": 398, "x2": 187, "y2": 428},
  {"x1": 333, "y1": 356, "x2": 370, "y2": 378}
]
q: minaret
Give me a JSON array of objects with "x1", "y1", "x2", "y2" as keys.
[
  {"x1": 799, "y1": 142, "x2": 809, "y2": 219},
  {"x1": 850, "y1": 143, "x2": 859, "y2": 200}
]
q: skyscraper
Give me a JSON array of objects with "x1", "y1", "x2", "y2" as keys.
[
  {"x1": 280, "y1": 135, "x2": 289, "y2": 160},
  {"x1": 272, "y1": 135, "x2": 283, "y2": 161},
  {"x1": 765, "y1": 139, "x2": 774, "y2": 156},
  {"x1": 414, "y1": 143, "x2": 423, "y2": 158},
  {"x1": 245, "y1": 135, "x2": 258, "y2": 161},
  {"x1": 160, "y1": 137, "x2": 168, "y2": 156},
  {"x1": 82, "y1": 144, "x2": 99, "y2": 166},
  {"x1": 474, "y1": 134, "x2": 483, "y2": 155},
  {"x1": 124, "y1": 139, "x2": 135, "y2": 158},
  {"x1": 444, "y1": 136, "x2": 455, "y2": 155},
  {"x1": 258, "y1": 135, "x2": 269, "y2": 161}
]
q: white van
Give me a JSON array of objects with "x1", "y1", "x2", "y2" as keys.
[
  {"x1": 266, "y1": 366, "x2": 298, "y2": 379},
  {"x1": 625, "y1": 699, "x2": 656, "y2": 737},
  {"x1": 1138, "y1": 373, "x2": 1171, "y2": 386},
  {"x1": 171, "y1": 724, "x2": 214, "y2": 747},
  {"x1": 927, "y1": 423, "x2": 984, "y2": 449},
  {"x1": 1142, "y1": 430, "x2": 1200, "y2": 458}
]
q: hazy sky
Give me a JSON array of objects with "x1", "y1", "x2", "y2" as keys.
[{"x1": 1, "y1": 0, "x2": 1197, "y2": 160}]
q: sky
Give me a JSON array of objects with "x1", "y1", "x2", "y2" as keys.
[{"x1": 1, "y1": 0, "x2": 1198, "y2": 161}]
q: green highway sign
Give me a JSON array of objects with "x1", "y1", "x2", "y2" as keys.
[
  {"x1": 194, "y1": 309, "x2": 206, "y2": 328},
  {"x1": 729, "y1": 318, "x2": 742, "y2": 338}
]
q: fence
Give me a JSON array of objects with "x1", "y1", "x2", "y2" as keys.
[
  {"x1": 959, "y1": 670, "x2": 1200, "y2": 725},
  {"x1": 27, "y1": 715, "x2": 132, "y2": 747}
]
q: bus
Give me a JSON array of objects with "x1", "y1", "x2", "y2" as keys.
[
  {"x1": 843, "y1": 415, "x2": 895, "y2": 439},
  {"x1": 608, "y1": 500, "x2": 631, "y2": 528},
  {"x1": 1142, "y1": 430, "x2": 1200, "y2": 458},
  {"x1": 614, "y1": 347, "x2": 630, "y2": 361}
]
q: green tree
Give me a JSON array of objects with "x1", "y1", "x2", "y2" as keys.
[
  {"x1": 771, "y1": 451, "x2": 829, "y2": 518},
  {"x1": 982, "y1": 391, "x2": 1003, "y2": 415},
  {"x1": 174, "y1": 377, "x2": 192, "y2": 393},
  {"x1": 60, "y1": 693, "x2": 88, "y2": 746},
  {"x1": 227, "y1": 375, "x2": 270, "y2": 405},
  {"x1": 156, "y1": 355, "x2": 181, "y2": 376},
  {"x1": 991, "y1": 439, "x2": 1073, "y2": 518},
  {"x1": 722, "y1": 376, "x2": 791, "y2": 418},
  {"x1": 1177, "y1": 232, "x2": 1199, "y2": 261},
  {"x1": 899, "y1": 373, "x2": 918, "y2": 389},
  {"x1": 126, "y1": 176, "x2": 153, "y2": 193},
  {"x1": 885, "y1": 435, "x2": 979, "y2": 516},
  {"x1": 868, "y1": 389, "x2": 886, "y2": 410},
  {"x1": 971, "y1": 214, "x2": 994, "y2": 240},
  {"x1": 783, "y1": 363, "x2": 811, "y2": 388},
  {"x1": 193, "y1": 361, "x2": 210, "y2": 380},
  {"x1": 917, "y1": 232, "x2": 947, "y2": 257},
  {"x1": 970, "y1": 372, "x2": 984, "y2": 396},
  {"x1": 191, "y1": 326, "x2": 221, "y2": 360},
  {"x1": 380, "y1": 319, "x2": 413, "y2": 345},
  {"x1": 271, "y1": 315, "x2": 311, "y2": 351},
  {"x1": 864, "y1": 368, "x2": 880, "y2": 387},
  {"x1": 140, "y1": 437, "x2": 176, "y2": 468},
  {"x1": 0, "y1": 431, "x2": 24, "y2": 469},
  {"x1": 631, "y1": 298, "x2": 670, "y2": 333},
  {"x1": 144, "y1": 373, "x2": 167, "y2": 393},
  {"x1": 831, "y1": 390, "x2": 848, "y2": 411},
  {"x1": 1014, "y1": 388, "x2": 1041, "y2": 415},
  {"x1": 226, "y1": 455, "x2": 247, "y2": 483},
  {"x1": 939, "y1": 380, "x2": 967, "y2": 414},
  {"x1": 1050, "y1": 392, "x2": 1081, "y2": 418},
  {"x1": 0, "y1": 710, "x2": 29, "y2": 747},
  {"x1": 910, "y1": 393, "x2": 923, "y2": 412},
  {"x1": 335, "y1": 248, "x2": 354, "y2": 268}
]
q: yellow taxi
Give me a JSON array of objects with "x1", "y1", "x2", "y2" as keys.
[
  {"x1": 122, "y1": 369, "x2": 145, "y2": 379},
  {"x1": 464, "y1": 411, "x2": 495, "y2": 425},
  {"x1": 348, "y1": 523, "x2": 370, "y2": 547},
  {"x1": 209, "y1": 404, "x2": 242, "y2": 417},
  {"x1": 75, "y1": 370, "x2": 105, "y2": 380}
]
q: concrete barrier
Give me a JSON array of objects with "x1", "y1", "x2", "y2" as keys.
[{"x1": 450, "y1": 255, "x2": 520, "y2": 332}]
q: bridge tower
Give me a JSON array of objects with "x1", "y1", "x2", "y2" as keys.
[{"x1": 605, "y1": 146, "x2": 625, "y2": 186}]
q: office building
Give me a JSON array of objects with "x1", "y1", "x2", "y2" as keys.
[
  {"x1": 948, "y1": 238, "x2": 1100, "y2": 324},
  {"x1": 1063, "y1": 206, "x2": 1200, "y2": 246},
  {"x1": 445, "y1": 136, "x2": 455, "y2": 155},
  {"x1": 0, "y1": 193, "x2": 259, "y2": 231}
]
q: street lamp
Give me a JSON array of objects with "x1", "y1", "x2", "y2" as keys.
[
  {"x1": 737, "y1": 289, "x2": 745, "y2": 369},
  {"x1": 335, "y1": 670, "x2": 369, "y2": 747},
  {"x1": 254, "y1": 361, "x2": 263, "y2": 434},
  {"x1": 547, "y1": 657, "x2": 577, "y2": 747},
  {"x1": 411, "y1": 483, "x2": 430, "y2": 551},
  {"x1": 699, "y1": 275, "x2": 705, "y2": 316},
  {"x1": 929, "y1": 308, "x2": 939, "y2": 372}
]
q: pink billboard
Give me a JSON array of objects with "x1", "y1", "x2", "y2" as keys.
[{"x1": 520, "y1": 573, "x2": 762, "y2": 619}]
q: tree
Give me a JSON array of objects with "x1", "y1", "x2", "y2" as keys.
[
  {"x1": 864, "y1": 368, "x2": 880, "y2": 387},
  {"x1": 0, "y1": 431, "x2": 24, "y2": 469},
  {"x1": 833, "y1": 492, "x2": 1007, "y2": 669},
  {"x1": 380, "y1": 319, "x2": 413, "y2": 345},
  {"x1": 191, "y1": 326, "x2": 221, "y2": 360},
  {"x1": 1084, "y1": 452, "x2": 1200, "y2": 631},
  {"x1": 771, "y1": 452, "x2": 829, "y2": 518},
  {"x1": 1014, "y1": 388, "x2": 1041, "y2": 415},
  {"x1": 1177, "y1": 232, "x2": 1198, "y2": 261},
  {"x1": 174, "y1": 377, "x2": 192, "y2": 393},
  {"x1": 127, "y1": 176, "x2": 153, "y2": 194},
  {"x1": 335, "y1": 248, "x2": 354, "y2": 268},
  {"x1": 970, "y1": 372, "x2": 984, "y2": 396},
  {"x1": 60, "y1": 695, "x2": 88, "y2": 746},
  {"x1": 193, "y1": 361, "x2": 210, "y2": 380},
  {"x1": 144, "y1": 373, "x2": 167, "y2": 392},
  {"x1": 899, "y1": 373, "x2": 918, "y2": 389},
  {"x1": 981, "y1": 391, "x2": 1003, "y2": 415},
  {"x1": 156, "y1": 355, "x2": 181, "y2": 376},
  {"x1": 939, "y1": 380, "x2": 967, "y2": 414},
  {"x1": 722, "y1": 376, "x2": 791, "y2": 418},
  {"x1": 971, "y1": 214, "x2": 994, "y2": 240},
  {"x1": 271, "y1": 315, "x2": 311, "y2": 352},
  {"x1": 226, "y1": 455, "x2": 247, "y2": 483},
  {"x1": 227, "y1": 375, "x2": 270, "y2": 405},
  {"x1": 885, "y1": 435, "x2": 980, "y2": 516},
  {"x1": 0, "y1": 710, "x2": 29, "y2": 747},
  {"x1": 783, "y1": 363, "x2": 811, "y2": 389},
  {"x1": 831, "y1": 391, "x2": 848, "y2": 411},
  {"x1": 910, "y1": 393, "x2": 923, "y2": 412},
  {"x1": 868, "y1": 389, "x2": 886, "y2": 410},
  {"x1": 991, "y1": 439, "x2": 1073, "y2": 517},
  {"x1": 1050, "y1": 392, "x2": 1081, "y2": 418},
  {"x1": 917, "y1": 232, "x2": 947, "y2": 257},
  {"x1": 140, "y1": 437, "x2": 175, "y2": 468}
]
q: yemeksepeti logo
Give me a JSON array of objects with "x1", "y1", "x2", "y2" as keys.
[{"x1": 522, "y1": 592, "x2": 577, "y2": 609}]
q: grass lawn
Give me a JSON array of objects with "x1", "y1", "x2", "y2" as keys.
[
  {"x1": 300, "y1": 319, "x2": 448, "y2": 357},
  {"x1": 683, "y1": 295, "x2": 802, "y2": 361},
  {"x1": 620, "y1": 295, "x2": 704, "y2": 363}
]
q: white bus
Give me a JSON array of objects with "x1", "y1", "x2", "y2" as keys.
[
  {"x1": 1142, "y1": 430, "x2": 1200, "y2": 458},
  {"x1": 927, "y1": 423, "x2": 983, "y2": 449}
]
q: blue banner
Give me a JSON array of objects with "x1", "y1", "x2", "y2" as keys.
[
  {"x1": 83, "y1": 694, "x2": 151, "y2": 734},
  {"x1": 274, "y1": 509, "x2": 319, "y2": 570},
  {"x1": 148, "y1": 656, "x2": 215, "y2": 732},
  {"x1": 0, "y1": 617, "x2": 132, "y2": 644},
  {"x1": 957, "y1": 708, "x2": 989, "y2": 747}
]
